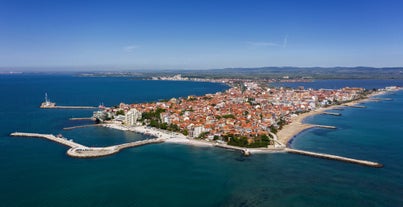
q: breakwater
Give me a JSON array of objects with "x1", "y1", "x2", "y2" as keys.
[
  {"x1": 67, "y1": 138, "x2": 165, "y2": 158},
  {"x1": 369, "y1": 98, "x2": 392, "y2": 101},
  {"x1": 311, "y1": 124, "x2": 337, "y2": 129},
  {"x1": 10, "y1": 132, "x2": 85, "y2": 148},
  {"x1": 346, "y1": 105, "x2": 366, "y2": 108},
  {"x1": 70, "y1": 117, "x2": 96, "y2": 121},
  {"x1": 41, "y1": 106, "x2": 97, "y2": 109},
  {"x1": 214, "y1": 144, "x2": 251, "y2": 156},
  {"x1": 63, "y1": 124, "x2": 99, "y2": 130},
  {"x1": 10, "y1": 132, "x2": 165, "y2": 158},
  {"x1": 322, "y1": 112, "x2": 341, "y2": 116},
  {"x1": 10, "y1": 128, "x2": 382, "y2": 167},
  {"x1": 285, "y1": 148, "x2": 383, "y2": 168}
]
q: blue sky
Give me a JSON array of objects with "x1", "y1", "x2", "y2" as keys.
[{"x1": 1, "y1": 0, "x2": 403, "y2": 70}]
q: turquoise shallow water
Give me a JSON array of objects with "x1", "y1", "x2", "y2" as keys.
[{"x1": 0, "y1": 75, "x2": 402, "y2": 207}]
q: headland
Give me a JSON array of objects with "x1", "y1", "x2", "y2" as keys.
[{"x1": 16, "y1": 80, "x2": 399, "y2": 167}]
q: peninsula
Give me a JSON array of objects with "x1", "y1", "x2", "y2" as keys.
[
  {"x1": 11, "y1": 80, "x2": 399, "y2": 167},
  {"x1": 93, "y1": 80, "x2": 398, "y2": 148}
]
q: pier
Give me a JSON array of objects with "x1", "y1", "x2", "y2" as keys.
[
  {"x1": 322, "y1": 112, "x2": 341, "y2": 116},
  {"x1": 41, "y1": 105, "x2": 97, "y2": 109},
  {"x1": 10, "y1": 132, "x2": 85, "y2": 148},
  {"x1": 40, "y1": 93, "x2": 97, "y2": 109},
  {"x1": 63, "y1": 124, "x2": 99, "y2": 130},
  {"x1": 369, "y1": 98, "x2": 392, "y2": 101},
  {"x1": 214, "y1": 144, "x2": 254, "y2": 156},
  {"x1": 67, "y1": 138, "x2": 165, "y2": 158},
  {"x1": 311, "y1": 124, "x2": 337, "y2": 129},
  {"x1": 10, "y1": 132, "x2": 165, "y2": 158},
  {"x1": 332, "y1": 107, "x2": 344, "y2": 111},
  {"x1": 285, "y1": 148, "x2": 383, "y2": 168},
  {"x1": 69, "y1": 117, "x2": 96, "y2": 121},
  {"x1": 345, "y1": 105, "x2": 366, "y2": 108},
  {"x1": 10, "y1": 131, "x2": 383, "y2": 167}
]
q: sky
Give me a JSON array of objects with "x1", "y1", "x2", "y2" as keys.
[{"x1": 1, "y1": 0, "x2": 403, "y2": 70}]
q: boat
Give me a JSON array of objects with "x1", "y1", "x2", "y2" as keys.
[{"x1": 98, "y1": 102, "x2": 106, "y2": 109}]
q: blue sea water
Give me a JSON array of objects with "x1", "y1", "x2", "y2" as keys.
[
  {"x1": 272, "y1": 79, "x2": 403, "y2": 90},
  {"x1": 0, "y1": 75, "x2": 402, "y2": 207}
]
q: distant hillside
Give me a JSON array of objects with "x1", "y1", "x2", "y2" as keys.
[{"x1": 78, "y1": 67, "x2": 403, "y2": 79}]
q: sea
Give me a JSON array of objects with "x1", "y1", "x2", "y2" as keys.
[{"x1": 0, "y1": 75, "x2": 402, "y2": 207}]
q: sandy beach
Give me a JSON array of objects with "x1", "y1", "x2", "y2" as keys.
[
  {"x1": 102, "y1": 123, "x2": 214, "y2": 147},
  {"x1": 276, "y1": 107, "x2": 330, "y2": 145},
  {"x1": 277, "y1": 90, "x2": 392, "y2": 145}
]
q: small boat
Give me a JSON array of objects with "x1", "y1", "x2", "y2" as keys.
[{"x1": 98, "y1": 102, "x2": 106, "y2": 109}]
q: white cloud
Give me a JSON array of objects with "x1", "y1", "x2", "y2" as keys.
[
  {"x1": 246, "y1": 41, "x2": 279, "y2": 47},
  {"x1": 247, "y1": 35, "x2": 289, "y2": 49},
  {"x1": 124, "y1": 45, "x2": 139, "y2": 53},
  {"x1": 282, "y1": 34, "x2": 288, "y2": 48}
]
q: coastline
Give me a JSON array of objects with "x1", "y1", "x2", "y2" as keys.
[
  {"x1": 100, "y1": 90, "x2": 394, "y2": 151},
  {"x1": 277, "y1": 90, "x2": 392, "y2": 146},
  {"x1": 102, "y1": 124, "x2": 214, "y2": 147},
  {"x1": 90, "y1": 88, "x2": 400, "y2": 156},
  {"x1": 101, "y1": 123, "x2": 283, "y2": 153}
]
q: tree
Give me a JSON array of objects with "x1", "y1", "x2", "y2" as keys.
[
  {"x1": 116, "y1": 110, "x2": 125, "y2": 116},
  {"x1": 222, "y1": 114, "x2": 235, "y2": 119},
  {"x1": 182, "y1": 129, "x2": 188, "y2": 136},
  {"x1": 270, "y1": 125, "x2": 278, "y2": 134},
  {"x1": 198, "y1": 132, "x2": 209, "y2": 139}
]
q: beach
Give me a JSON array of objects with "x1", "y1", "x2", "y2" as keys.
[
  {"x1": 102, "y1": 123, "x2": 214, "y2": 147},
  {"x1": 102, "y1": 123, "x2": 285, "y2": 153},
  {"x1": 277, "y1": 90, "x2": 392, "y2": 145}
]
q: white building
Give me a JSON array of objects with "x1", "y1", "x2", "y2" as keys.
[
  {"x1": 192, "y1": 126, "x2": 205, "y2": 138},
  {"x1": 125, "y1": 109, "x2": 142, "y2": 126}
]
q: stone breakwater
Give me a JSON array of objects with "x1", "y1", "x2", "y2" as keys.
[
  {"x1": 9, "y1": 127, "x2": 384, "y2": 167},
  {"x1": 10, "y1": 132, "x2": 165, "y2": 158},
  {"x1": 285, "y1": 148, "x2": 383, "y2": 168}
]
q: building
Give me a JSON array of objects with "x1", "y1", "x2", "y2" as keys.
[
  {"x1": 192, "y1": 126, "x2": 205, "y2": 138},
  {"x1": 125, "y1": 109, "x2": 142, "y2": 126}
]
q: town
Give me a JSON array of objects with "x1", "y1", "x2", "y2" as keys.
[{"x1": 93, "y1": 80, "x2": 369, "y2": 148}]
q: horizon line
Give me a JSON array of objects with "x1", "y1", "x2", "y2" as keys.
[{"x1": 1, "y1": 65, "x2": 403, "y2": 73}]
